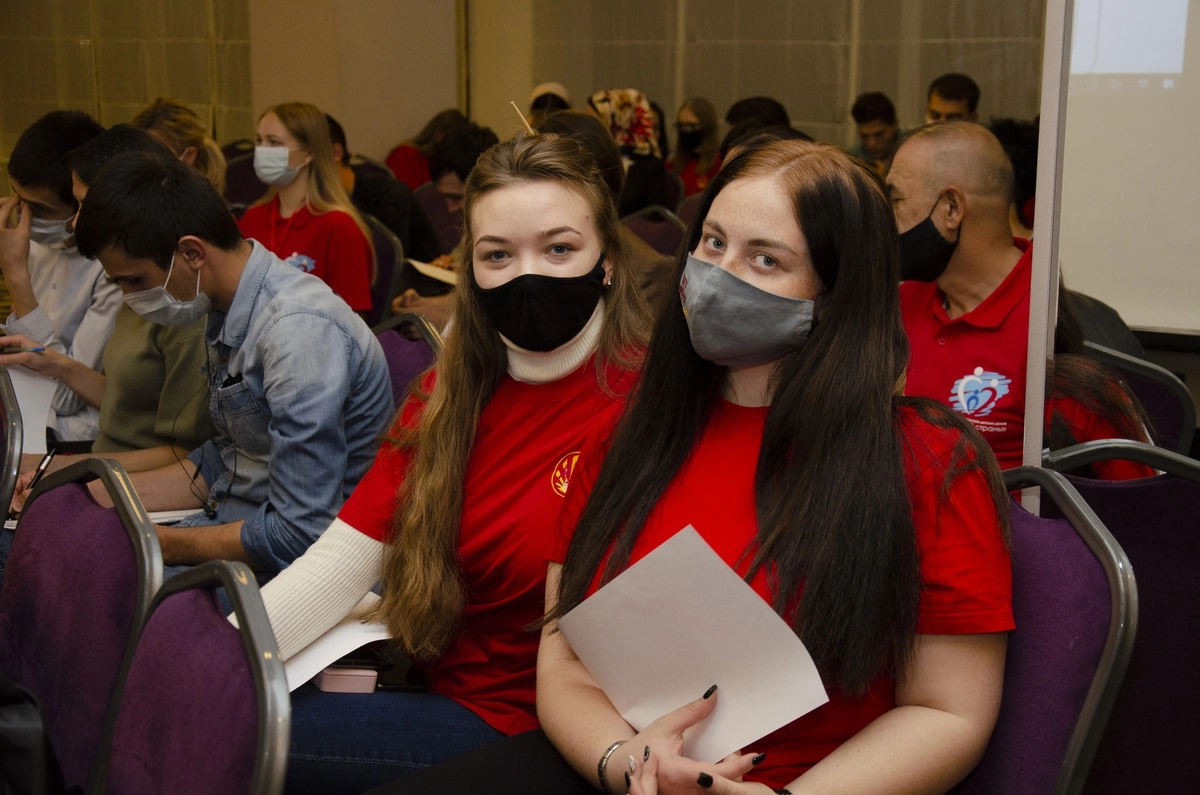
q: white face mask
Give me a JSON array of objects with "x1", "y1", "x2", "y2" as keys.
[
  {"x1": 123, "y1": 251, "x2": 212, "y2": 326},
  {"x1": 28, "y1": 215, "x2": 72, "y2": 247},
  {"x1": 254, "y1": 145, "x2": 301, "y2": 187}
]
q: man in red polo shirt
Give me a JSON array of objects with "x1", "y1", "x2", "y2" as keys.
[{"x1": 888, "y1": 122, "x2": 1152, "y2": 479}]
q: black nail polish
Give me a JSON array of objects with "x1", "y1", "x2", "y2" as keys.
[
  {"x1": 697, "y1": 772, "x2": 714, "y2": 787},
  {"x1": 752, "y1": 753, "x2": 767, "y2": 765},
  {"x1": 703, "y1": 684, "x2": 717, "y2": 699},
  {"x1": 625, "y1": 771, "x2": 631, "y2": 788},
  {"x1": 644, "y1": 745, "x2": 650, "y2": 761}
]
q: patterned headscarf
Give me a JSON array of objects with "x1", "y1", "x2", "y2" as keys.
[{"x1": 588, "y1": 89, "x2": 662, "y2": 159}]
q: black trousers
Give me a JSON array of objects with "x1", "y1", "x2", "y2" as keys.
[{"x1": 364, "y1": 730, "x2": 597, "y2": 795}]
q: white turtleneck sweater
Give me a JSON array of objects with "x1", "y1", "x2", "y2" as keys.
[{"x1": 256, "y1": 301, "x2": 606, "y2": 660}]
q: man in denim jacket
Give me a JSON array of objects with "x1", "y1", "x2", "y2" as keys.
[{"x1": 72, "y1": 151, "x2": 393, "y2": 573}]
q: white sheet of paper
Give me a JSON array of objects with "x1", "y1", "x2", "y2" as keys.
[
  {"x1": 5, "y1": 365, "x2": 56, "y2": 455},
  {"x1": 146, "y1": 509, "x2": 203, "y2": 525},
  {"x1": 558, "y1": 526, "x2": 829, "y2": 763},
  {"x1": 283, "y1": 592, "x2": 392, "y2": 691}
]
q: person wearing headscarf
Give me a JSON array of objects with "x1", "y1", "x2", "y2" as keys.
[{"x1": 587, "y1": 89, "x2": 667, "y2": 216}]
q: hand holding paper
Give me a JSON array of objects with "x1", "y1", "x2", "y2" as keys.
[{"x1": 557, "y1": 526, "x2": 829, "y2": 764}]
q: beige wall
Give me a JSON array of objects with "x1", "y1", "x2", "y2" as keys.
[
  {"x1": 468, "y1": 0, "x2": 534, "y2": 140},
  {"x1": 248, "y1": 0, "x2": 459, "y2": 160}
]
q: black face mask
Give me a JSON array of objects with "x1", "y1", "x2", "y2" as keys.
[
  {"x1": 898, "y1": 196, "x2": 960, "y2": 282},
  {"x1": 677, "y1": 129, "x2": 704, "y2": 153},
  {"x1": 471, "y1": 253, "x2": 607, "y2": 352}
]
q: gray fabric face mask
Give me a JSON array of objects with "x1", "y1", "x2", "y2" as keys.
[{"x1": 679, "y1": 253, "x2": 815, "y2": 367}]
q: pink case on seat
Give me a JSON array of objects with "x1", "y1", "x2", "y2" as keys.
[{"x1": 313, "y1": 666, "x2": 378, "y2": 693}]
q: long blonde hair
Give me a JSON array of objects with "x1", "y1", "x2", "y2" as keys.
[
  {"x1": 132, "y1": 97, "x2": 226, "y2": 193},
  {"x1": 255, "y1": 102, "x2": 374, "y2": 277},
  {"x1": 373, "y1": 134, "x2": 652, "y2": 659}
]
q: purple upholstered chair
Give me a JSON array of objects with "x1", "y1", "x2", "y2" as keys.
[
  {"x1": 1043, "y1": 440, "x2": 1200, "y2": 793},
  {"x1": 97, "y1": 561, "x2": 289, "y2": 795},
  {"x1": 1083, "y1": 341, "x2": 1196, "y2": 455},
  {"x1": 622, "y1": 205, "x2": 687, "y2": 257},
  {"x1": 0, "y1": 460, "x2": 162, "y2": 791},
  {"x1": 413, "y1": 181, "x2": 463, "y2": 257},
  {"x1": 676, "y1": 192, "x2": 703, "y2": 227},
  {"x1": 663, "y1": 169, "x2": 685, "y2": 212},
  {"x1": 952, "y1": 467, "x2": 1136, "y2": 795},
  {"x1": 372, "y1": 312, "x2": 442, "y2": 408},
  {"x1": 364, "y1": 214, "x2": 404, "y2": 328},
  {"x1": 224, "y1": 152, "x2": 269, "y2": 207}
]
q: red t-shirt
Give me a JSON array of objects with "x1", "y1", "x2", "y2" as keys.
[
  {"x1": 674, "y1": 156, "x2": 722, "y2": 197},
  {"x1": 900, "y1": 240, "x2": 1152, "y2": 480},
  {"x1": 238, "y1": 197, "x2": 373, "y2": 311},
  {"x1": 339, "y1": 359, "x2": 638, "y2": 736},
  {"x1": 551, "y1": 400, "x2": 1014, "y2": 788},
  {"x1": 385, "y1": 144, "x2": 431, "y2": 191}
]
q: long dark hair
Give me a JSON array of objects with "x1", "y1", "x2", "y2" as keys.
[{"x1": 552, "y1": 141, "x2": 1008, "y2": 695}]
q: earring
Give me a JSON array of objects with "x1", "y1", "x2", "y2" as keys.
[{"x1": 603, "y1": 274, "x2": 612, "y2": 287}]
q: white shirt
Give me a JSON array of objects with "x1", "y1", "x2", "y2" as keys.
[{"x1": 5, "y1": 240, "x2": 122, "y2": 441}]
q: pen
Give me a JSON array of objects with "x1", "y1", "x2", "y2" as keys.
[
  {"x1": 1, "y1": 347, "x2": 45, "y2": 353},
  {"x1": 25, "y1": 450, "x2": 55, "y2": 496}
]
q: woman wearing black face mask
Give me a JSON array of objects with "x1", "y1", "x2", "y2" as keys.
[
  {"x1": 670, "y1": 97, "x2": 722, "y2": 198},
  {"x1": 253, "y1": 134, "x2": 651, "y2": 794}
]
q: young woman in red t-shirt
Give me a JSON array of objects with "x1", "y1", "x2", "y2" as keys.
[
  {"x1": 237, "y1": 102, "x2": 375, "y2": 312},
  {"x1": 254, "y1": 134, "x2": 651, "y2": 793},
  {"x1": 670, "y1": 97, "x2": 722, "y2": 197},
  {"x1": 528, "y1": 141, "x2": 1013, "y2": 795}
]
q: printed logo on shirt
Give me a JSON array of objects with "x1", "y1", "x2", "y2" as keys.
[
  {"x1": 551, "y1": 452, "x2": 580, "y2": 497},
  {"x1": 678, "y1": 273, "x2": 689, "y2": 317},
  {"x1": 284, "y1": 252, "x2": 317, "y2": 273},
  {"x1": 949, "y1": 366, "x2": 1012, "y2": 418}
]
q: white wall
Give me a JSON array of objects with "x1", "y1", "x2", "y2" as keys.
[{"x1": 468, "y1": 0, "x2": 534, "y2": 141}]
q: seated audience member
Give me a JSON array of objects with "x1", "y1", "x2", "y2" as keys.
[
  {"x1": 2, "y1": 125, "x2": 215, "y2": 472},
  {"x1": 648, "y1": 100, "x2": 671, "y2": 163},
  {"x1": 0, "y1": 110, "x2": 119, "y2": 443},
  {"x1": 132, "y1": 97, "x2": 227, "y2": 193},
  {"x1": 538, "y1": 110, "x2": 675, "y2": 310},
  {"x1": 387, "y1": 139, "x2": 1014, "y2": 795},
  {"x1": 385, "y1": 108, "x2": 469, "y2": 191},
  {"x1": 587, "y1": 88, "x2": 666, "y2": 216},
  {"x1": 670, "y1": 97, "x2": 721, "y2": 196},
  {"x1": 724, "y1": 95, "x2": 791, "y2": 129},
  {"x1": 325, "y1": 113, "x2": 440, "y2": 262},
  {"x1": 849, "y1": 91, "x2": 904, "y2": 177},
  {"x1": 253, "y1": 134, "x2": 650, "y2": 793},
  {"x1": 721, "y1": 124, "x2": 810, "y2": 163},
  {"x1": 887, "y1": 121, "x2": 1152, "y2": 478},
  {"x1": 926, "y1": 73, "x2": 981, "y2": 122},
  {"x1": 238, "y1": 102, "x2": 375, "y2": 313},
  {"x1": 67, "y1": 151, "x2": 392, "y2": 573},
  {"x1": 528, "y1": 82, "x2": 572, "y2": 128}
]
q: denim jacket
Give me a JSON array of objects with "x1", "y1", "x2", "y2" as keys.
[{"x1": 186, "y1": 241, "x2": 393, "y2": 572}]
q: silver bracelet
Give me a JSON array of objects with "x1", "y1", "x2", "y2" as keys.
[{"x1": 597, "y1": 740, "x2": 628, "y2": 794}]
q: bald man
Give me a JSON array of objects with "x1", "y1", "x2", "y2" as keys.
[{"x1": 887, "y1": 121, "x2": 1037, "y2": 468}]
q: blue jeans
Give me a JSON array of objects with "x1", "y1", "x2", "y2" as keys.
[{"x1": 284, "y1": 685, "x2": 505, "y2": 795}]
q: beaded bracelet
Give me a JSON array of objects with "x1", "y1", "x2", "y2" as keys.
[{"x1": 597, "y1": 740, "x2": 628, "y2": 794}]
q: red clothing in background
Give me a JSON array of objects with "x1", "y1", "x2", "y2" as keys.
[
  {"x1": 674, "y1": 155, "x2": 722, "y2": 197},
  {"x1": 386, "y1": 143, "x2": 431, "y2": 191}
]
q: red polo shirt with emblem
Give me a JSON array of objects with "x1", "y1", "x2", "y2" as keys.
[
  {"x1": 900, "y1": 239, "x2": 1153, "y2": 480},
  {"x1": 337, "y1": 359, "x2": 638, "y2": 735},
  {"x1": 238, "y1": 196, "x2": 373, "y2": 311}
]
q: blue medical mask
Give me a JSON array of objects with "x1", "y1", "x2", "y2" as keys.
[
  {"x1": 122, "y1": 252, "x2": 211, "y2": 326},
  {"x1": 28, "y1": 216, "x2": 71, "y2": 247},
  {"x1": 253, "y1": 145, "x2": 301, "y2": 187}
]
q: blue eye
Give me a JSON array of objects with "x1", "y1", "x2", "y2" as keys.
[
  {"x1": 706, "y1": 235, "x2": 724, "y2": 250},
  {"x1": 550, "y1": 244, "x2": 571, "y2": 255}
]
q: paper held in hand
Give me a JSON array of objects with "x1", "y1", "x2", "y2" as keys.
[{"x1": 557, "y1": 526, "x2": 829, "y2": 763}]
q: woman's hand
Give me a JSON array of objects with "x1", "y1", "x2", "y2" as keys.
[
  {"x1": 621, "y1": 686, "x2": 761, "y2": 794},
  {"x1": 628, "y1": 749, "x2": 774, "y2": 795}
]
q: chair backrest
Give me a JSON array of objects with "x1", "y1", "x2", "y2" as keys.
[
  {"x1": 221, "y1": 139, "x2": 255, "y2": 160},
  {"x1": 953, "y1": 467, "x2": 1136, "y2": 795},
  {"x1": 413, "y1": 180, "x2": 463, "y2": 256},
  {"x1": 349, "y1": 153, "x2": 393, "y2": 182},
  {"x1": 1084, "y1": 341, "x2": 1196, "y2": 455},
  {"x1": 0, "y1": 367, "x2": 23, "y2": 515},
  {"x1": 0, "y1": 460, "x2": 162, "y2": 791},
  {"x1": 677, "y1": 192, "x2": 703, "y2": 227},
  {"x1": 96, "y1": 561, "x2": 289, "y2": 795},
  {"x1": 663, "y1": 169, "x2": 685, "y2": 211},
  {"x1": 1044, "y1": 441, "x2": 1200, "y2": 793},
  {"x1": 224, "y1": 152, "x2": 269, "y2": 206},
  {"x1": 372, "y1": 313, "x2": 441, "y2": 406},
  {"x1": 363, "y1": 214, "x2": 404, "y2": 328},
  {"x1": 621, "y1": 205, "x2": 687, "y2": 257}
]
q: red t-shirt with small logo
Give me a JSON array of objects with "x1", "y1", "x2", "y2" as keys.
[
  {"x1": 900, "y1": 239, "x2": 1153, "y2": 480},
  {"x1": 338, "y1": 360, "x2": 638, "y2": 735},
  {"x1": 550, "y1": 400, "x2": 1013, "y2": 788},
  {"x1": 238, "y1": 196, "x2": 373, "y2": 311}
]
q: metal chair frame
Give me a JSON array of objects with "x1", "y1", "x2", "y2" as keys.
[
  {"x1": 91, "y1": 561, "x2": 289, "y2": 795},
  {"x1": 372, "y1": 311, "x2": 444, "y2": 357},
  {"x1": 1002, "y1": 466, "x2": 1138, "y2": 795},
  {"x1": 1084, "y1": 340, "x2": 1196, "y2": 454},
  {"x1": 1044, "y1": 439, "x2": 1200, "y2": 484},
  {"x1": 362, "y1": 213, "x2": 405, "y2": 327},
  {"x1": 621, "y1": 203, "x2": 687, "y2": 231},
  {"x1": 0, "y1": 367, "x2": 23, "y2": 515}
]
